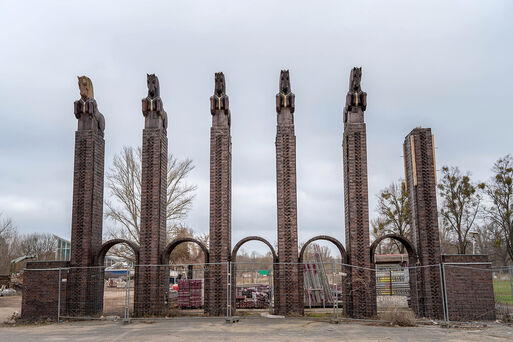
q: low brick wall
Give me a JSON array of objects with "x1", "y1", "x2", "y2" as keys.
[
  {"x1": 442, "y1": 255, "x2": 495, "y2": 321},
  {"x1": 21, "y1": 261, "x2": 69, "y2": 320}
]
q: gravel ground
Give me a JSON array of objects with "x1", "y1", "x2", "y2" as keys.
[{"x1": 0, "y1": 295, "x2": 21, "y2": 322}]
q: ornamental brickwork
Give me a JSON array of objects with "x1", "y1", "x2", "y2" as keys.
[
  {"x1": 342, "y1": 67, "x2": 376, "y2": 319},
  {"x1": 134, "y1": 74, "x2": 168, "y2": 316},
  {"x1": 403, "y1": 127, "x2": 444, "y2": 319},
  {"x1": 67, "y1": 76, "x2": 105, "y2": 317},
  {"x1": 275, "y1": 70, "x2": 302, "y2": 315},
  {"x1": 205, "y1": 72, "x2": 232, "y2": 316}
]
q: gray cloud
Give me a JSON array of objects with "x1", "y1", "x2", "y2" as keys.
[{"x1": 1, "y1": 1, "x2": 512, "y2": 254}]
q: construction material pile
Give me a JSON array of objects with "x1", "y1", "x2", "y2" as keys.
[
  {"x1": 235, "y1": 284, "x2": 270, "y2": 309},
  {"x1": 303, "y1": 245, "x2": 335, "y2": 307},
  {"x1": 178, "y1": 279, "x2": 203, "y2": 309}
]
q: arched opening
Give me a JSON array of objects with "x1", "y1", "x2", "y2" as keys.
[
  {"x1": 299, "y1": 235, "x2": 347, "y2": 314},
  {"x1": 231, "y1": 237, "x2": 277, "y2": 314},
  {"x1": 161, "y1": 238, "x2": 209, "y2": 313},
  {"x1": 95, "y1": 239, "x2": 139, "y2": 317},
  {"x1": 369, "y1": 234, "x2": 420, "y2": 316}
]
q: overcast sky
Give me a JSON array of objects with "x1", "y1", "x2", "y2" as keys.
[{"x1": 1, "y1": 1, "x2": 512, "y2": 255}]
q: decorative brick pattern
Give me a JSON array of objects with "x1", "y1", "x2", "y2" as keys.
[
  {"x1": 343, "y1": 122, "x2": 376, "y2": 318},
  {"x1": 134, "y1": 127, "x2": 168, "y2": 316},
  {"x1": 342, "y1": 90, "x2": 376, "y2": 318},
  {"x1": 403, "y1": 127, "x2": 444, "y2": 319},
  {"x1": 275, "y1": 123, "x2": 301, "y2": 315},
  {"x1": 275, "y1": 71, "x2": 302, "y2": 315},
  {"x1": 205, "y1": 73, "x2": 232, "y2": 316},
  {"x1": 21, "y1": 261, "x2": 69, "y2": 320},
  {"x1": 67, "y1": 127, "x2": 105, "y2": 317},
  {"x1": 441, "y1": 255, "x2": 495, "y2": 321}
]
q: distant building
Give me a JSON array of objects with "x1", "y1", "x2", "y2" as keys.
[
  {"x1": 54, "y1": 235, "x2": 70, "y2": 261},
  {"x1": 53, "y1": 235, "x2": 127, "y2": 266}
]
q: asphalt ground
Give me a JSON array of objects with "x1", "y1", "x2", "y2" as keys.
[{"x1": 1, "y1": 317, "x2": 513, "y2": 342}]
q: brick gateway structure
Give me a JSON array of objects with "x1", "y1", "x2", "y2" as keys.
[{"x1": 21, "y1": 70, "x2": 495, "y2": 321}]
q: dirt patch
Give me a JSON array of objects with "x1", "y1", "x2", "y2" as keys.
[{"x1": 0, "y1": 295, "x2": 22, "y2": 322}]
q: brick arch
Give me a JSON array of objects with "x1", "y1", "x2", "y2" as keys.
[
  {"x1": 298, "y1": 235, "x2": 347, "y2": 264},
  {"x1": 161, "y1": 237, "x2": 210, "y2": 264},
  {"x1": 231, "y1": 236, "x2": 278, "y2": 263},
  {"x1": 96, "y1": 239, "x2": 140, "y2": 266},
  {"x1": 369, "y1": 234, "x2": 418, "y2": 265}
]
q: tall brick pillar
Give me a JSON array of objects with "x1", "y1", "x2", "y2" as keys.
[
  {"x1": 403, "y1": 127, "x2": 444, "y2": 319},
  {"x1": 205, "y1": 72, "x2": 232, "y2": 316},
  {"x1": 275, "y1": 70, "x2": 302, "y2": 316},
  {"x1": 67, "y1": 76, "x2": 105, "y2": 316},
  {"x1": 342, "y1": 68, "x2": 376, "y2": 318},
  {"x1": 134, "y1": 74, "x2": 168, "y2": 316}
]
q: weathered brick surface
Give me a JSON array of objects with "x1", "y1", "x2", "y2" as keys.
[
  {"x1": 343, "y1": 111, "x2": 376, "y2": 318},
  {"x1": 21, "y1": 261, "x2": 69, "y2": 320},
  {"x1": 275, "y1": 121, "x2": 302, "y2": 315},
  {"x1": 134, "y1": 127, "x2": 168, "y2": 316},
  {"x1": 404, "y1": 128, "x2": 444, "y2": 319},
  {"x1": 441, "y1": 255, "x2": 496, "y2": 321},
  {"x1": 205, "y1": 110, "x2": 232, "y2": 316},
  {"x1": 67, "y1": 128, "x2": 105, "y2": 317}
]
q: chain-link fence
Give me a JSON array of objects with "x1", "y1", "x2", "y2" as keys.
[
  {"x1": 492, "y1": 266, "x2": 513, "y2": 321},
  {"x1": 23, "y1": 262, "x2": 513, "y2": 323}
]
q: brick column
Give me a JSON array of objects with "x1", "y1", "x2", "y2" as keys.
[
  {"x1": 275, "y1": 70, "x2": 302, "y2": 315},
  {"x1": 134, "y1": 74, "x2": 168, "y2": 316},
  {"x1": 205, "y1": 72, "x2": 231, "y2": 316},
  {"x1": 67, "y1": 77, "x2": 105, "y2": 316},
  {"x1": 342, "y1": 68, "x2": 376, "y2": 318},
  {"x1": 403, "y1": 127, "x2": 444, "y2": 319}
]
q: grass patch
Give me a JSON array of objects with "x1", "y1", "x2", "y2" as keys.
[{"x1": 493, "y1": 280, "x2": 513, "y2": 305}]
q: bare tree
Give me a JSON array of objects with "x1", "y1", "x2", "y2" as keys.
[
  {"x1": 19, "y1": 233, "x2": 56, "y2": 260},
  {"x1": 301, "y1": 243, "x2": 333, "y2": 262},
  {"x1": 0, "y1": 213, "x2": 18, "y2": 273},
  {"x1": 0, "y1": 212, "x2": 16, "y2": 238},
  {"x1": 437, "y1": 166, "x2": 483, "y2": 254},
  {"x1": 483, "y1": 155, "x2": 513, "y2": 262},
  {"x1": 372, "y1": 180, "x2": 411, "y2": 253},
  {"x1": 104, "y1": 146, "x2": 197, "y2": 262},
  {"x1": 438, "y1": 213, "x2": 458, "y2": 254},
  {"x1": 475, "y1": 222, "x2": 510, "y2": 266}
]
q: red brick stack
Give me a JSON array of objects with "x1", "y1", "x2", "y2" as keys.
[{"x1": 178, "y1": 280, "x2": 203, "y2": 309}]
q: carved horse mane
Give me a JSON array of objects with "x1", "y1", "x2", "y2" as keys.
[
  {"x1": 77, "y1": 76, "x2": 94, "y2": 99},
  {"x1": 147, "y1": 74, "x2": 160, "y2": 98}
]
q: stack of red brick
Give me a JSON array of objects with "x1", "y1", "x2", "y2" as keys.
[
  {"x1": 235, "y1": 285, "x2": 270, "y2": 309},
  {"x1": 178, "y1": 279, "x2": 203, "y2": 309}
]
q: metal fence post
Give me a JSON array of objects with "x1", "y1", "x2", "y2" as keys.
[
  {"x1": 510, "y1": 266, "x2": 513, "y2": 304},
  {"x1": 332, "y1": 262, "x2": 339, "y2": 320},
  {"x1": 226, "y1": 262, "x2": 232, "y2": 318},
  {"x1": 441, "y1": 263, "x2": 449, "y2": 321},
  {"x1": 57, "y1": 267, "x2": 61, "y2": 323},
  {"x1": 124, "y1": 268, "x2": 130, "y2": 324}
]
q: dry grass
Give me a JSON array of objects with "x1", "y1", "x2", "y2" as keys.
[{"x1": 379, "y1": 307, "x2": 416, "y2": 327}]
